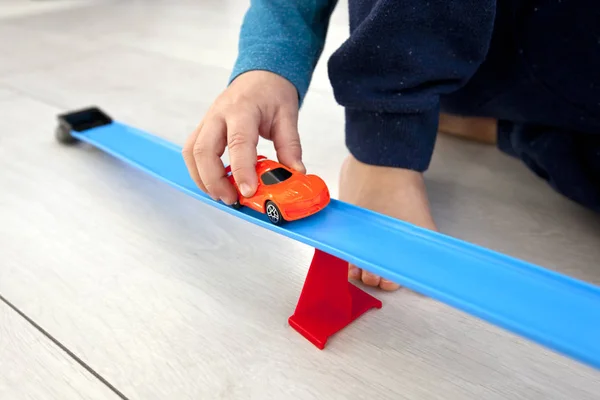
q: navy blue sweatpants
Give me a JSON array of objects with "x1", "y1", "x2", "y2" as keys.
[{"x1": 440, "y1": 1, "x2": 600, "y2": 211}]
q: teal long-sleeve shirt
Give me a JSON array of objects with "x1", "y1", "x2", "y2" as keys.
[{"x1": 229, "y1": 0, "x2": 337, "y2": 105}]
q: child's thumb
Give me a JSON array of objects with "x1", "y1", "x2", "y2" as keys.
[{"x1": 272, "y1": 110, "x2": 305, "y2": 173}]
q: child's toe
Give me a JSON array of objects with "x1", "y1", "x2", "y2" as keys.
[
  {"x1": 348, "y1": 264, "x2": 362, "y2": 280},
  {"x1": 361, "y1": 270, "x2": 381, "y2": 287},
  {"x1": 379, "y1": 278, "x2": 401, "y2": 291}
]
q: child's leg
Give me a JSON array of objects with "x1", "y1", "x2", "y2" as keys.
[
  {"x1": 327, "y1": 0, "x2": 495, "y2": 291},
  {"x1": 438, "y1": 113, "x2": 498, "y2": 144},
  {"x1": 342, "y1": 0, "x2": 600, "y2": 290}
]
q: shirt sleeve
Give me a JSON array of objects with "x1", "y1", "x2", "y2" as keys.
[
  {"x1": 229, "y1": 0, "x2": 338, "y2": 106},
  {"x1": 327, "y1": 0, "x2": 496, "y2": 171}
]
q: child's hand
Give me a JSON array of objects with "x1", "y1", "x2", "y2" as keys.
[{"x1": 182, "y1": 70, "x2": 304, "y2": 204}]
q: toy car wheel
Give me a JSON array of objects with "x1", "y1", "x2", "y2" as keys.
[
  {"x1": 265, "y1": 200, "x2": 284, "y2": 225},
  {"x1": 231, "y1": 200, "x2": 241, "y2": 210},
  {"x1": 55, "y1": 123, "x2": 78, "y2": 145}
]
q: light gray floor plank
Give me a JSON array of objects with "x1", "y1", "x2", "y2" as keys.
[
  {"x1": 0, "y1": 0, "x2": 105, "y2": 20},
  {"x1": 1, "y1": 1, "x2": 600, "y2": 399},
  {"x1": 0, "y1": 300, "x2": 121, "y2": 400}
]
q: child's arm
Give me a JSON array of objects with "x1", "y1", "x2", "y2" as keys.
[
  {"x1": 230, "y1": 0, "x2": 339, "y2": 105},
  {"x1": 328, "y1": 0, "x2": 496, "y2": 172},
  {"x1": 183, "y1": 1, "x2": 338, "y2": 203}
]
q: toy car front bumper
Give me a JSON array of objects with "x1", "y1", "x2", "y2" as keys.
[{"x1": 281, "y1": 189, "x2": 330, "y2": 221}]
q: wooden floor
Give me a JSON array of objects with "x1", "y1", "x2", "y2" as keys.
[{"x1": 1, "y1": 1, "x2": 600, "y2": 399}]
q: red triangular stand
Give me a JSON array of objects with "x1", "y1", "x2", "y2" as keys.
[{"x1": 288, "y1": 249, "x2": 382, "y2": 349}]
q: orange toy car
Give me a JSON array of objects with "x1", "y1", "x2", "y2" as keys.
[{"x1": 224, "y1": 156, "x2": 330, "y2": 225}]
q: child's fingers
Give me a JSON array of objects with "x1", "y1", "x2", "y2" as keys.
[
  {"x1": 226, "y1": 110, "x2": 260, "y2": 198},
  {"x1": 193, "y1": 117, "x2": 238, "y2": 204},
  {"x1": 272, "y1": 107, "x2": 305, "y2": 173},
  {"x1": 182, "y1": 121, "x2": 208, "y2": 193}
]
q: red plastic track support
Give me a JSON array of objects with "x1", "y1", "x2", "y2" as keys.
[{"x1": 288, "y1": 249, "x2": 383, "y2": 349}]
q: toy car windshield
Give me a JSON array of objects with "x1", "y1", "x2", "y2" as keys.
[{"x1": 261, "y1": 168, "x2": 293, "y2": 185}]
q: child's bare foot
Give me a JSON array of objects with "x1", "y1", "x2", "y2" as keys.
[
  {"x1": 438, "y1": 112, "x2": 498, "y2": 144},
  {"x1": 339, "y1": 154, "x2": 438, "y2": 291}
]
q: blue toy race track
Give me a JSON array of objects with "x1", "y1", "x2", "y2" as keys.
[{"x1": 55, "y1": 106, "x2": 600, "y2": 369}]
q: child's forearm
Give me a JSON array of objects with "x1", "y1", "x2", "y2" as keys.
[
  {"x1": 328, "y1": 0, "x2": 496, "y2": 172},
  {"x1": 230, "y1": 0, "x2": 338, "y2": 105}
]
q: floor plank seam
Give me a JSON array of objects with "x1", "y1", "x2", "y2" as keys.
[{"x1": 0, "y1": 293, "x2": 130, "y2": 400}]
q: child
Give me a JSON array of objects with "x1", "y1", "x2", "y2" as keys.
[{"x1": 182, "y1": 0, "x2": 600, "y2": 291}]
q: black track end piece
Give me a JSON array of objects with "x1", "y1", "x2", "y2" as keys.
[{"x1": 55, "y1": 106, "x2": 112, "y2": 144}]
